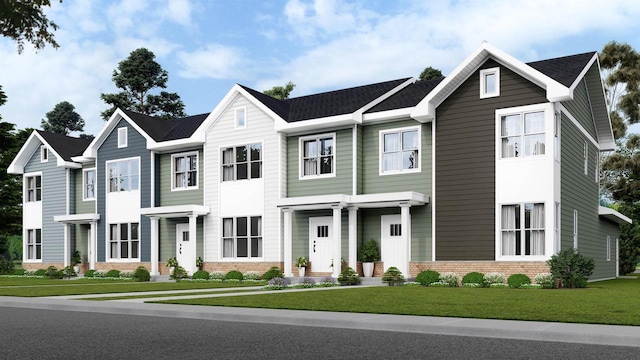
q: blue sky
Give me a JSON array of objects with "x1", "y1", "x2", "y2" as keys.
[{"x1": 1, "y1": 0, "x2": 639, "y2": 136}]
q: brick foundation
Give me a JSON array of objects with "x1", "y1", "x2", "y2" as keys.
[
  {"x1": 94, "y1": 262, "x2": 151, "y2": 272},
  {"x1": 21, "y1": 263, "x2": 64, "y2": 271},
  {"x1": 201, "y1": 262, "x2": 283, "y2": 275},
  {"x1": 409, "y1": 261, "x2": 550, "y2": 282}
]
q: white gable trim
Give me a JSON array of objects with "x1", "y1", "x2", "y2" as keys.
[
  {"x1": 82, "y1": 108, "x2": 157, "y2": 158},
  {"x1": 8, "y1": 131, "x2": 80, "y2": 174}
]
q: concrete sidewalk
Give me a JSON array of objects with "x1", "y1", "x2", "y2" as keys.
[{"x1": 1, "y1": 294, "x2": 639, "y2": 348}]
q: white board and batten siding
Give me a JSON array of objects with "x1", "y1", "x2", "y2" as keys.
[{"x1": 204, "y1": 94, "x2": 283, "y2": 263}]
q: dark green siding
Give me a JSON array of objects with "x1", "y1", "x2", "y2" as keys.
[
  {"x1": 561, "y1": 79, "x2": 597, "y2": 139},
  {"x1": 74, "y1": 163, "x2": 96, "y2": 214}
]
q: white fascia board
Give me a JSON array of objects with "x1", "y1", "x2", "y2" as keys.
[
  {"x1": 363, "y1": 107, "x2": 414, "y2": 123},
  {"x1": 82, "y1": 108, "x2": 158, "y2": 157},
  {"x1": 7, "y1": 130, "x2": 39, "y2": 174},
  {"x1": 598, "y1": 206, "x2": 632, "y2": 224},
  {"x1": 70, "y1": 156, "x2": 95, "y2": 163},
  {"x1": 599, "y1": 141, "x2": 616, "y2": 151},
  {"x1": 61, "y1": 161, "x2": 82, "y2": 169},
  {"x1": 351, "y1": 192, "x2": 429, "y2": 206},
  {"x1": 277, "y1": 194, "x2": 351, "y2": 209},
  {"x1": 353, "y1": 78, "x2": 415, "y2": 122},
  {"x1": 140, "y1": 205, "x2": 210, "y2": 217},
  {"x1": 54, "y1": 213, "x2": 100, "y2": 223},
  {"x1": 275, "y1": 114, "x2": 355, "y2": 133},
  {"x1": 147, "y1": 136, "x2": 205, "y2": 152}
]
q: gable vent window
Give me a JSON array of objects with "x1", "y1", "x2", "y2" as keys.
[
  {"x1": 235, "y1": 108, "x2": 246, "y2": 129},
  {"x1": 118, "y1": 127, "x2": 128, "y2": 148},
  {"x1": 480, "y1": 67, "x2": 500, "y2": 98},
  {"x1": 40, "y1": 145, "x2": 48, "y2": 163}
]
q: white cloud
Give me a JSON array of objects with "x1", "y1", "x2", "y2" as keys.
[
  {"x1": 163, "y1": 0, "x2": 194, "y2": 26},
  {"x1": 176, "y1": 44, "x2": 247, "y2": 80}
]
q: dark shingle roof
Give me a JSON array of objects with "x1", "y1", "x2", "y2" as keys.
[
  {"x1": 242, "y1": 78, "x2": 411, "y2": 122},
  {"x1": 36, "y1": 130, "x2": 92, "y2": 161},
  {"x1": 366, "y1": 77, "x2": 444, "y2": 113},
  {"x1": 527, "y1": 52, "x2": 595, "y2": 87},
  {"x1": 121, "y1": 109, "x2": 208, "y2": 142}
]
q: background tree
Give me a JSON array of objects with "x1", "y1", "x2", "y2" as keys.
[
  {"x1": 263, "y1": 81, "x2": 295, "y2": 100},
  {"x1": 40, "y1": 100, "x2": 84, "y2": 135},
  {"x1": 599, "y1": 41, "x2": 640, "y2": 274},
  {"x1": 0, "y1": 0, "x2": 61, "y2": 54},
  {"x1": 418, "y1": 66, "x2": 443, "y2": 81},
  {"x1": 100, "y1": 48, "x2": 186, "y2": 120}
]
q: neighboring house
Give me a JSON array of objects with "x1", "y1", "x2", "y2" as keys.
[{"x1": 9, "y1": 42, "x2": 630, "y2": 281}]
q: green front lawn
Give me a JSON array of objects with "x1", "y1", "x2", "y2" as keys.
[{"x1": 158, "y1": 275, "x2": 640, "y2": 326}]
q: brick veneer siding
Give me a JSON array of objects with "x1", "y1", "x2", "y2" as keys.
[
  {"x1": 201, "y1": 262, "x2": 283, "y2": 275},
  {"x1": 22, "y1": 263, "x2": 64, "y2": 271},
  {"x1": 410, "y1": 262, "x2": 551, "y2": 283}
]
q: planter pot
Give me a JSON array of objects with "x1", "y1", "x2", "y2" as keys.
[
  {"x1": 73, "y1": 265, "x2": 80, "y2": 274},
  {"x1": 169, "y1": 266, "x2": 175, "y2": 276},
  {"x1": 362, "y1": 262, "x2": 374, "y2": 277},
  {"x1": 298, "y1": 267, "x2": 306, "y2": 277}
]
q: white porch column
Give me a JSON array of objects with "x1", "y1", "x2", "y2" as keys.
[
  {"x1": 348, "y1": 206, "x2": 358, "y2": 270},
  {"x1": 150, "y1": 216, "x2": 159, "y2": 275},
  {"x1": 63, "y1": 223, "x2": 70, "y2": 267},
  {"x1": 188, "y1": 214, "x2": 197, "y2": 274},
  {"x1": 332, "y1": 205, "x2": 342, "y2": 278},
  {"x1": 283, "y1": 209, "x2": 293, "y2": 277},
  {"x1": 90, "y1": 221, "x2": 97, "y2": 270},
  {"x1": 400, "y1": 203, "x2": 411, "y2": 277}
]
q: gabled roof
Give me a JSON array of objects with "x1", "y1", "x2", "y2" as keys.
[
  {"x1": 366, "y1": 77, "x2": 444, "y2": 113},
  {"x1": 122, "y1": 110, "x2": 208, "y2": 142},
  {"x1": 527, "y1": 52, "x2": 596, "y2": 88},
  {"x1": 8, "y1": 130, "x2": 90, "y2": 173}
]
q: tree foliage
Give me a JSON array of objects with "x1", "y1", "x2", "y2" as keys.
[
  {"x1": 41, "y1": 101, "x2": 84, "y2": 135},
  {"x1": 100, "y1": 48, "x2": 186, "y2": 120},
  {"x1": 0, "y1": 0, "x2": 61, "y2": 54},
  {"x1": 418, "y1": 66, "x2": 443, "y2": 81},
  {"x1": 263, "y1": 81, "x2": 295, "y2": 100}
]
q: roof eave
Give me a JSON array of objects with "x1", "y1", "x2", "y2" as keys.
[
  {"x1": 275, "y1": 114, "x2": 355, "y2": 133},
  {"x1": 599, "y1": 206, "x2": 632, "y2": 224}
]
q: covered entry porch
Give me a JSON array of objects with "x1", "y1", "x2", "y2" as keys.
[{"x1": 53, "y1": 213, "x2": 100, "y2": 270}]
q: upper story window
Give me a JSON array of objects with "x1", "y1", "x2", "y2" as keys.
[
  {"x1": 480, "y1": 67, "x2": 500, "y2": 98},
  {"x1": 40, "y1": 145, "x2": 48, "y2": 163},
  {"x1": 26, "y1": 175, "x2": 42, "y2": 202},
  {"x1": 107, "y1": 158, "x2": 139, "y2": 192},
  {"x1": 235, "y1": 107, "x2": 246, "y2": 129},
  {"x1": 501, "y1": 203, "x2": 545, "y2": 257},
  {"x1": 118, "y1": 127, "x2": 128, "y2": 148},
  {"x1": 300, "y1": 134, "x2": 335, "y2": 178},
  {"x1": 172, "y1": 152, "x2": 198, "y2": 190},
  {"x1": 501, "y1": 111, "x2": 545, "y2": 158},
  {"x1": 380, "y1": 126, "x2": 420, "y2": 174},
  {"x1": 83, "y1": 168, "x2": 96, "y2": 200},
  {"x1": 221, "y1": 144, "x2": 262, "y2": 181}
]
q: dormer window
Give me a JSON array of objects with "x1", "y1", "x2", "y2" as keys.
[
  {"x1": 40, "y1": 145, "x2": 48, "y2": 163},
  {"x1": 480, "y1": 67, "x2": 500, "y2": 98},
  {"x1": 235, "y1": 108, "x2": 246, "y2": 129},
  {"x1": 118, "y1": 127, "x2": 128, "y2": 148}
]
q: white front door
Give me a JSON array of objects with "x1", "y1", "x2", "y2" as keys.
[
  {"x1": 381, "y1": 214, "x2": 408, "y2": 276},
  {"x1": 176, "y1": 223, "x2": 195, "y2": 275},
  {"x1": 309, "y1": 217, "x2": 333, "y2": 273}
]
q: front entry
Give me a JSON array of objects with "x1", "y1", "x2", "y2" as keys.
[
  {"x1": 176, "y1": 223, "x2": 195, "y2": 275},
  {"x1": 381, "y1": 214, "x2": 408, "y2": 276},
  {"x1": 309, "y1": 217, "x2": 332, "y2": 273}
]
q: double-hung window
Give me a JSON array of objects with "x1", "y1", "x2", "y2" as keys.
[
  {"x1": 26, "y1": 175, "x2": 42, "y2": 202},
  {"x1": 501, "y1": 111, "x2": 545, "y2": 158},
  {"x1": 300, "y1": 134, "x2": 334, "y2": 178},
  {"x1": 221, "y1": 144, "x2": 262, "y2": 181},
  {"x1": 222, "y1": 216, "x2": 262, "y2": 258},
  {"x1": 380, "y1": 127, "x2": 420, "y2": 174},
  {"x1": 501, "y1": 203, "x2": 545, "y2": 256},
  {"x1": 26, "y1": 229, "x2": 42, "y2": 260},
  {"x1": 83, "y1": 169, "x2": 96, "y2": 200},
  {"x1": 172, "y1": 152, "x2": 198, "y2": 189},
  {"x1": 109, "y1": 223, "x2": 139, "y2": 260},
  {"x1": 107, "y1": 158, "x2": 139, "y2": 192}
]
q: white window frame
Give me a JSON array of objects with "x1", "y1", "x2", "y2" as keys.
[
  {"x1": 221, "y1": 216, "x2": 263, "y2": 260},
  {"x1": 573, "y1": 210, "x2": 578, "y2": 249},
  {"x1": 595, "y1": 150, "x2": 599, "y2": 183},
  {"x1": 220, "y1": 143, "x2": 263, "y2": 182},
  {"x1": 25, "y1": 228, "x2": 42, "y2": 261},
  {"x1": 40, "y1": 145, "x2": 48, "y2": 163},
  {"x1": 583, "y1": 142, "x2": 588, "y2": 176},
  {"x1": 480, "y1": 67, "x2": 500, "y2": 98},
  {"x1": 83, "y1": 168, "x2": 96, "y2": 200},
  {"x1": 499, "y1": 108, "x2": 546, "y2": 159},
  {"x1": 379, "y1": 125, "x2": 421, "y2": 176},
  {"x1": 299, "y1": 133, "x2": 336, "y2": 180},
  {"x1": 554, "y1": 112, "x2": 560, "y2": 162},
  {"x1": 171, "y1": 151, "x2": 199, "y2": 190},
  {"x1": 606, "y1": 236, "x2": 611, "y2": 261},
  {"x1": 25, "y1": 174, "x2": 42, "y2": 202},
  {"x1": 106, "y1": 157, "x2": 140, "y2": 193},
  {"x1": 235, "y1": 107, "x2": 247, "y2": 129},
  {"x1": 108, "y1": 222, "x2": 140, "y2": 261},
  {"x1": 554, "y1": 202, "x2": 560, "y2": 254},
  {"x1": 118, "y1": 127, "x2": 128, "y2": 148},
  {"x1": 499, "y1": 202, "x2": 546, "y2": 259}
]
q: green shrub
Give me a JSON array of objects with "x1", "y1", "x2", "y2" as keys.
[
  {"x1": 243, "y1": 271, "x2": 261, "y2": 280},
  {"x1": 0, "y1": 257, "x2": 14, "y2": 274},
  {"x1": 382, "y1": 266, "x2": 405, "y2": 286},
  {"x1": 439, "y1": 272, "x2": 459, "y2": 287},
  {"x1": 416, "y1": 270, "x2": 440, "y2": 286},
  {"x1": 210, "y1": 271, "x2": 226, "y2": 280},
  {"x1": 34, "y1": 269, "x2": 47, "y2": 276},
  {"x1": 132, "y1": 266, "x2": 150, "y2": 282},
  {"x1": 534, "y1": 273, "x2": 555, "y2": 289},
  {"x1": 171, "y1": 266, "x2": 188, "y2": 280},
  {"x1": 61, "y1": 266, "x2": 76, "y2": 279},
  {"x1": 45, "y1": 266, "x2": 62, "y2": 279},
  {"x1": 338, "y1": 267, "x2": 360, "y2": 285},
  {"x1": 105, "y1": 269, "x2": 121, "y2": 278},
  {"x1": 225, "y1": 270, "x2": 243, "y2": 281},
  {"x1": 83, "y1": 269, "x2": 97, "y2": 278},
  {"x1": 262, "y1": 266, "x2": 284, "y2": 281},
  {"x1": 192, "y1": 270, "x2": 210, "y2": 280},
  {"x1": 13, "y1": 268, "x2": 25, "y2": 275},
  {"x1": 507, "y1": 273, "x2": 531, "y2": 288},
  {"x1": 462, "y1": 272, "x2": 485, "y2": 286},
  {"x1": 484, "y1": 272, "x2": 506, "y2": 285},
  {"x1": 547, "y1": 248, "x2": 595, "y2": 288}
]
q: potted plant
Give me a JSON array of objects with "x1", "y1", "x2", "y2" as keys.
[
  {"x1": 167, "y1": 257, "x2": 178, "y2": 275},
  {"x1": 196, "y1": 256, "x2": 203, "y2": 270},
  {"x1": 359, "y1": 239, "x2": 380, "y2": 277},
  {"x1": 295, "y1": 256, "x2": 308, "y2": 277},
  {"x1": 72, "y1": 250, "x2": 82, "y2": 274}
]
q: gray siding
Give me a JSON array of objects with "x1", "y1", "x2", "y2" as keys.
[
  {"x1": 356, "y1": 125, "x2": 363, "y2": 194},
  {"x1": 287, "y1": 128, "x2": 352, "y2": 197},
  {"x1": 158, "y1": 149, "x2": 204, "y2": 206},
  {"x1": 435, "y1": 59, "x2": 548, "y2": 260},
  {"x1": 561, "y1": 79, "x2": 598, "y2": 140},
  {"x1": 24, "y1": 145, "x2": 66, "y2": 262},
  {"x1": 96, "y1": 119, "x2": 151, "y2": 262}
]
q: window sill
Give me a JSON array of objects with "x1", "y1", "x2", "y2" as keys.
[
  {"x1": 299, "y1": 173, "x2": 336, "y2": 181},
  {"x1": 171, "y1": 186, "x2": 199, "y2": 192},
  {"x1": 379, "y1": 168, "x2": 421, "y2": 176}
]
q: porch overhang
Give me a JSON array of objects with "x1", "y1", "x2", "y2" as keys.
[
  {"x1": 53, "y1": 213, "x2": 100, "y2": 224},
  {"x1": 277, "y1": 191, "x2": 429, "y2": 210},
  {"x1": 598, "y1": 206, "x2": 632, "y2": 225},
  {"x1": 140, "y1": 205, "x2": 210, "y2": 218}
]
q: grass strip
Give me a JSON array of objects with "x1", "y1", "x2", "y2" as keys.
[{"x1": 85, "y1": 289, "x2": 257, "y2": 301}]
